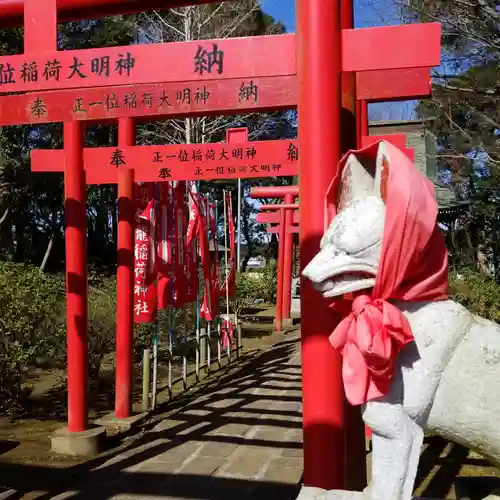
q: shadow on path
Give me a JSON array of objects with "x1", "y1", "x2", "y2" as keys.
[{"x1": 0, "y1": 335, "x2": 304, "y2": 500}]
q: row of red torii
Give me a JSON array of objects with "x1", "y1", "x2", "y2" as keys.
[
  {"x1": 252, "y1": 132, "x2": 413, "y2": 332},
  {"x1": 0, "y1": 0, "x2": 441, "y2": 492}
]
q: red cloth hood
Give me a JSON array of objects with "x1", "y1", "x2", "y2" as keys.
[{"x1": 325, "y1": 140, "x2": 448, "y2": 405}]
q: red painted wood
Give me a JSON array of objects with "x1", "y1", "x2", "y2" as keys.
[
  {"x1": 342, "y1": 23, "x2": 441, "y2": 72},
  {"x1": 282, "y1": 192, "x2": 294, "y2": 321},
  {"x1": 0, "y1": 0, "x2": 221, "y2": 28},
  {"x1": 275, "y1": 206, "x2": 286, "y2": 332},
  {"x1": 115, "y1": 117, "x2": 135, "y2": 420},
  {"x1": 360, "y1": 100, "x2": 369, "y2": 138},
  {"x1": 361, "y1": 134, "x2": 407, "y2": 149},
  {"x1": 0, "y1": 25, "x2": 440, "y2": 95},
  {"x1": 0, "y1": 67, "x2": 434, "y2": 126},
  {"x1": 297, "y1": 0, "x2": 346, "y2": 489},
  {"x1": 31, "y1": 140, "x2": 299, "y2": 184},
  {"x1": 267, "y1": 225, "x2": 299, "y2": 234},
  {"x1": 0, "y1": 35, "x2": 296, "y2": 94},
  {"x1": 24, "y1": 0, "x2": 56, "y2": 54},
  {"x1": 356, "y1": 67, "x2": 431, "y2": 101},
  {"x1": 64, "y1": 120, "x2": 88, "y2": 433},
  {"x1": 257, "y1": 212, "x2": 300, "y2": 224},
  {"x1": 0, "y1": 77, "x2": 296, "y2": 125},
  {"x1": 250, "y1": 186, "x2": 299, "y2": 198},
  {"x1": 260, "y1": 203, "x2": 299, "y2": 211},
  {"x1": 226, "y1": 127, "x2": 249, "y2": 143}
]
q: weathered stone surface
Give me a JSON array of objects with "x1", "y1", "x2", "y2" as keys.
[
  {"x1": 22, "y1": 331, "x2": 304, "y2": 500},
  {"x1": 94, "y1": 411, "x2": 149, "y2": 433},
  {"x1": 206, "y1": 398, "x2": 245, "y2": 409},
  {"x1": 175, "y1": 456, "x2": 225, "y2": 475},
  {"x1": 198, "y1": 441, "x2": 239, "y2": 457},
  {"x1": 215, "y1": 453, "x2": 270, "y2": 478},
  {"x1": 483, "y1": 494, "x2": 500, "y2": 500},
  {"x1": 264, "y1": 457, "x2": 303, "y2": 483},
  {"x1": 208, "y1": 422, "x2": 251, "y2": 437},
  {"x1": 50, "y1": 425, "x2": 106, "y2": 456},
  {"x1": 152, "y1": 441, "x2": 202, "y2": 462}
]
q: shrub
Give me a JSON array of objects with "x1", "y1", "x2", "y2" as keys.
[
  {"x1": 0, "y1": 262, "x2": 118, "y2": 409},
  {"x1": 87, "y1": 275, "x2": 116, "y2": 377},
  {"x1": 449, "y1": 268, "x2": 500, "y2": 324},
  {"x1": 0, "y1": 262, "x2": 66, "y2": 408},
  {"x1": 231, "y1": 259, "x2": 278, "y2": 316}
]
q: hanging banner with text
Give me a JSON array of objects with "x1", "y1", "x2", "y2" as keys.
[
  {"x1": 30, "y1": 140, "x2": 300, "y2": 184},
  {"x1": 134, "y1": 184, "x2": 157, "y2": 324}
]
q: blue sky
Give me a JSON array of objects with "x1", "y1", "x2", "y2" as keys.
[
  {"x1": 258, "y1": 0, "x2": 417, "y2": 120},
  {"x1": 259, "y1": 0, "x2": 403, "y2": 31}
]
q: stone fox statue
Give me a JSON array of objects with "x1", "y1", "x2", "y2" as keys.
[{"x1": 300, "y1": 141, "x2": 500, "y2": 500}]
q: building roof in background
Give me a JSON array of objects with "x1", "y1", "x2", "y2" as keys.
[{"x1": 368, "y1": 119, "x2": 463, "y2": 212}]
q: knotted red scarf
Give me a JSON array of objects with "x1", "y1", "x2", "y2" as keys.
[{"x1": 326, "y1": 141, "x2": 448, "y2": 405}]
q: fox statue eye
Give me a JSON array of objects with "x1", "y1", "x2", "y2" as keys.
[{"x1": 325, "y1": 196, "x2": 385, "y2": 256}]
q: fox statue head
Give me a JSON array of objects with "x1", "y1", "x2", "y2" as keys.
[
  {"x1": 302, "y1": 143, "x2": 388, "y2": 298},
  {"x1": 302, "y1": 140, "x2": 447, "y2": 304}
]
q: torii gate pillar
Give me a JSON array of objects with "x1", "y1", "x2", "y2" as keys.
[{"x1": 297, "y1": 0, "x2": 345, "y2": 490}]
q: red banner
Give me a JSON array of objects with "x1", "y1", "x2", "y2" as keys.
[
  {"x1": 133, "y1": 183, "x2": 157, "y2": 324},
  {"x1": 221, "y1": 318, "x2": 234, "y2": 349},
  {"x1": 172, "y1": 182, "x2": 188, "y2": 307},
  {"x1": 208, "y1": 202, "x2": 220, "y2": 319},
  {"x1": 199, "y1": 197, "x2": 213, "y2": 321},
  {"x1": 220, "y1": 192, "x2": 236, "y2": 297},
  {"x1": 157, "y1": 183, "x2": 173, "y2": 310},
  {"x1": 185, "y1": 183, "x2": 200, "y2": 304}
]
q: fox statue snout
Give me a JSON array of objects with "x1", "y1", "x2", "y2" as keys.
[
  {"x1": 297, "y1": 142, "x2": 500, "y2": 500},
  {"x1": 302, "y1": 195, "x2": 385, "y2": 299}
]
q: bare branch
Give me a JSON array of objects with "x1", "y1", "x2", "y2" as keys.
[{"x1": 0, "y1": 206, "x2": 9, "y2": 226}]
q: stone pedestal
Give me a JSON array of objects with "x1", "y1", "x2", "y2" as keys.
[
  {"x1": 455, "y1": 477, "x2": 500, "y2": 500},
  {"x1": 94, "y1": 411, "x2": 148, "y2": 434},
  {"x1": 295, "y1": 486, "x2": 444, "y2": 500},
  {"x1": 50, "y1": 425, "x2": 106, "y2": 456}
]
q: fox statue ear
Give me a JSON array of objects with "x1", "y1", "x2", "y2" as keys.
[
  {"x1": 338, "y1": 149, "x2": 377, "y2": 210},
  {"x1": 374, "y1": 141, "x2": 390, "y2": 203}
]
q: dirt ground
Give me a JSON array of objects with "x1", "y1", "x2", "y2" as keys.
[
  {"x1": 0, "y1": 317, "x2": 282, "y2": 471},
  {"x1": 0, "y1": 317, "x2": 499, "y2": 499}
]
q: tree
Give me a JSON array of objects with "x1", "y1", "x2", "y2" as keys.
[
  {"x1": 135, "y1": 3, "x2": 297, "y2": 269},
  {"x1": 0, "y1": 4, "x2": 295, "y2": 273},
  {"x1": 404, "y1": 0, "x2": 500, "y2": 275},
  {"x1": 0, "y1": 17, "x2": 137, "y2": 270}
]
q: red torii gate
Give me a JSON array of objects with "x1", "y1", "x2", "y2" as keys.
[
  {"x1": 247, "y1": 45, "x2": 430, "y2": 337},
  {"x1": 0, "y1": 0, "x2": 441, "y2": 492},
  {"x1": 251, "y1": 186, "x2": 299, "y2": 332},
  {"x1": 259, "y1": 202, "x2": 299, "y2": 332},
  {"x1": 250, "y1": 130, "x2": 414, "y2": 335}
]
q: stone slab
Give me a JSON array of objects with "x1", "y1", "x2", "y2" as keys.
[
  {"x1": 0, "y1": 489, "x2": 17, "y2": 500},
  {"x1": 455, "y1": 476, "x2": 500, "y2": 500},
  {"x1": 94, "y1": 411, "x2": 149, "y2": 433},
  {"x1": 263, "y1": 456, "x2": 303, "y2": 483},
  {"x1": 295, "y1": 486, "x2": 444, "y2": 500},
  {"x1": 50, "y1": 425, "x2": 106, "y2": 456}
]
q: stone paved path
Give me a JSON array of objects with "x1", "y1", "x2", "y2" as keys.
[{"x1": 0, "y1": 333, "x2": 303, "y2": 500}]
